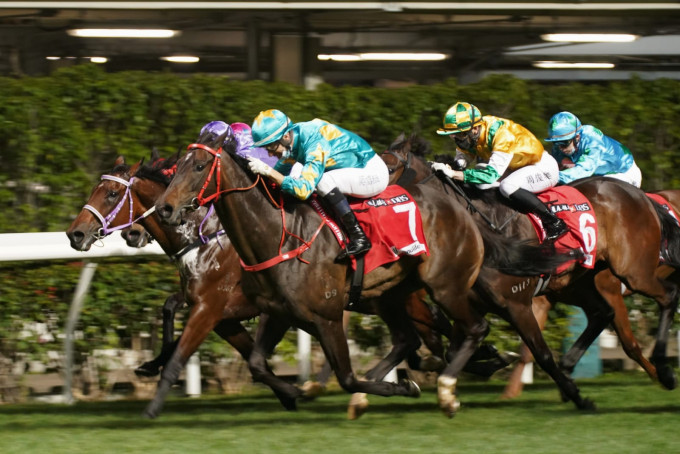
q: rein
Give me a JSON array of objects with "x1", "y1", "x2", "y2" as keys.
[
  {"x1": 187, "y1": 142, "x2": 325, "y2": 271},
  {"x1": 83, "y1": 175, "x2": 156, "y2": 237}
]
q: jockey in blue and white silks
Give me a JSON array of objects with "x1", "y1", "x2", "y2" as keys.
[
  {"x1": 546, "y1": 111, "x2": 642, "y2": 188},
  {"x1": 248, "y1": 109, "x2": 389, "y2": 259}
]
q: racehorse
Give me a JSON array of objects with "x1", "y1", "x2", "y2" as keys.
[
  {"x1": 154, "y1": 128, "x2": 585, "y2": 417},
  {"x1": 504, "y1": 188, "x2": 680, "y2": 399},
  {"x1": 66, "y1": 151, "x2": 474, "y2": 418},
  {"x1": 384, "y1": 134, "x2": 680, "y2": 398}
]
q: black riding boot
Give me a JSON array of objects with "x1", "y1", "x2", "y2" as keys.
[
  {"x1": 508, "y1": 188, "x2": 568, "y2": 241},
  {"x1": 323, "y1": 188, "x2": 371, "y2": 260}
]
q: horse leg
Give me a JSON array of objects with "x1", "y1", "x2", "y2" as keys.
[
  {"x1": 593, "y1": 270, "x2": 658, "y2": 383},
  {"x1": 364, "y1": 290, "x2": 422, "y2": 382},
  {"x1": 437, "y1": 317, "x2": 488, "y2": 418},
  {"x1": 312, "y1": 313, "x2": 421, "y2": 403},
  {"x1": 135, "y1": 292, "x2": 185, "y2": 377},
  {"x1": 501, "y1": 295, "x2": 551, "y2": 399},
  {"x1": 246, "y1": 313, "x2": 303, "y2": 409},
  {"x1": 506, "y1": 300, "x2": 594, "y2": 410},
  {"x1": 558, "y1": 277, "x2": 615, "y2": 377},
  {"x1": 405, "y1": 289, "x2": 447, "y2": 372},
  {"x1": 621, "y1": 270, "x2": 679, "y2": 390},
  {"x1": 143, "y1": 301, "x2": 221, "y2": 419}
]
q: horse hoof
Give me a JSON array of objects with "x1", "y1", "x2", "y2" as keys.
[
  {"x1": 577, "y1": 398, "x2": 596, "y2": 411},
  {"x1": 405, "y1": 379, "x2": 421, "y2": 398},
  {"x1": 300, "y1": 381, "x2": 325, "y2": 400},
  {"x1": 657, "y1": 365, "x2": 678, "y2": 390},
  {"x1": 143, "y1": 407, "x2": 159, "y2": 419},
  {"x1": 347, "y1": 393, "x2": 369, "y2": 420},
  {"x1": 134, "y1": 363, "x2": 161, "y2": 377},
  {"x1": 418, "y1": 355, "x2": 446, "y2": 372},
  {"x1": 441, "y1": 400, "x2": 460, "y2": 419}
]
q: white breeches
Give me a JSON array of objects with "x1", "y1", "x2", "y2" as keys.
[
  {"x1": 605, "y1": 162, "x2": 642, "y2": 188},
  {"x1": 316, "y1": 154, "x2": 389, "y2": 198},
  {"x1": 495, "y1": 151, "x2": 560, "y2": 197}
]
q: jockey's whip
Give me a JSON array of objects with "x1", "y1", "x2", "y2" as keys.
[{"x1": 438, "y1": 172, "x2": 501, "y2": 233}]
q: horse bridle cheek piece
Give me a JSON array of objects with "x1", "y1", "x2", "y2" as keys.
[
  {"x1": 188, "y1": 143, "x2": 224, "y2": 208},
  {"x1": 83, "y1": 175, "x2": 155, "y2": 238}
]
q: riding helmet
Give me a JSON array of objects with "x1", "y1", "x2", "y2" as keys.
[
  {"x1": 436, "y1": 102, "x2": 483, "y2": 135},
  {"x1": 546, "y1": 111, "x2": 582, "y2": 142},
  {"x1": 251, "y1": 109, "x2": 293, "y2": 147}
]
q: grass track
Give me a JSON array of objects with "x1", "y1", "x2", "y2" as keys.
[{"x1": 1, "y1": 371, "x2": 679, "y2": 454}]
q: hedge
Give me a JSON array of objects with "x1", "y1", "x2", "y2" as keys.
[{"x1": 1, "y1": 65, "x2": 678, "y2": 367}]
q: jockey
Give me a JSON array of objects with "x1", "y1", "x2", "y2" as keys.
[
  {"x1": 546, "y1": 111, "x2": 642, "y2": 188},
  {"x1": 199, "y1": 120, "x2": 279, "y2": 167},
  {"x1": 431, "y1": 101, "x2": 568, "y2": 241},
  {"x1": 248, "y1": 109, "x2": 389, "y2": 259}
]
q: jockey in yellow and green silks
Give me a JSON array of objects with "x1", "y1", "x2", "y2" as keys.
[{"x1": 431, "y1": 102, "x2": 568, "y2": 241}]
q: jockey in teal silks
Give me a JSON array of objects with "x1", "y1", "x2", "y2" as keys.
[
  {"x1": 248, "y1": 109, "x2": 389, "y2": 259},
  {"x1": 546, "y1": 111, "x2": 642, "y2": 188}
]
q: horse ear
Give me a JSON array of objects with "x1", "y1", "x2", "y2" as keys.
[
  {"x1": 150, "y1": 147, "x2": 160, "y2": 162},
  {"x1": 213, "y1": 130, "x2": 230, "y2": 150},
  {"x1": 115, "y1": 155, "x2": 126, "y2": 166}
]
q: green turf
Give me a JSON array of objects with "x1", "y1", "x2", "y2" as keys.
[{"x1": 1, "y1": 372, "x2": 679, "y2": 454}]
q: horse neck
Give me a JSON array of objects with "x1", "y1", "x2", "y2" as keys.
[
  {"x1": 133, "y1": 178, "x2": 221, "y2": 256},
  {"x1": 212, "y1": 155, "x2": 287, "y2": 266}
]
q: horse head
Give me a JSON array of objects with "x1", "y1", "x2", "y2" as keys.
[
  {"x1": 66, "y1": 155, "x2": 141, "y2": 251},
  {"x1": 121, "y1": 223, "x2": 154, "y2": 248},
  {"x1": 156, "y1": 127, "x2": 236, "y2": 226},
  {"x1": 381, "y1": 133, "x2": 433, "y2": 186}
]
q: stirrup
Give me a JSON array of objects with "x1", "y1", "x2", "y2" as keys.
[{"x1": 544, "y1": 219, "x2": 568, "y2": 241}]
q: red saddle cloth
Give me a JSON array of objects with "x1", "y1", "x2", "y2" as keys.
[
  {"x1": 312, "y1": 185, "x2": 429, "y2": 274},
  {"x1": 527, "y1": 186, "x2": 598, "y2": 273},
  {"x1": 646, "y1": 193, "x2": 680, "y2": 224}
]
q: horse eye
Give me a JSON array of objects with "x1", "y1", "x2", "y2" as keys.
[
  {"x1": 195, "y1": 163, "x2": 206, "y2": 172},
  {"x1": 107, "y1": 191, "x2": 119, "y2": 199}
]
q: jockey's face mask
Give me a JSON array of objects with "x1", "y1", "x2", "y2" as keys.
[
  {"x1": 555, "y1": 136, "x2": 577, "y2": 156},
  {"x1": 451, "y1": 127, "x2": 480, "y2": 150}
]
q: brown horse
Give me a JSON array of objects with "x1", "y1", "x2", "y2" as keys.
[
  {"x1": 504, "y1": 188, "x2": 680, "y2": 398},
  {"x1": 65, "y1": 151, "x2": 473, "y2": 418},
  {"x1": 155, "y1": 129, "x2": 586, "y2": 416},
  {"x1": 385, "y1": 134, "x2": 680, "y2": 398}
]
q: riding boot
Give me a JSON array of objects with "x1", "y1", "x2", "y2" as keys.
[
  {"x1": 508, "y1": 188, "x2": 568, "y2": 241},
  {"x1": 322, "y1": 188, "x2": 371, "y2": 260}
]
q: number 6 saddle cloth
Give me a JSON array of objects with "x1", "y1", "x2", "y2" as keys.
[{"x1": 528, "y1": 185, "x2": 598, "y2": 273}]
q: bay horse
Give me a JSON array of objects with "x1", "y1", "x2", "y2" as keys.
[
  {"x1": 384, "y1": 134, "x2": 680, "y2": 399},
  {"x1": 155, "y1": 128, "x2": 586, "y2": 417},
  {"x1": 504, "y1": 188, "x2": 680, "y2": 399},
  {"x1": 66, "y1": 151, "x2": 475, "y2": 418}
]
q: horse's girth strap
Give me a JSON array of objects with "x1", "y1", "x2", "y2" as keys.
[{"x1": 239, "y1": 221, "x2": 324, "y2": 272}]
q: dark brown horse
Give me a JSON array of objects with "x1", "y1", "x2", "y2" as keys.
[
  {"x1": 504, "y1": 188, "x2": 680, "y2": 398},
  {"x1": 66, "y1": 152, "x2": 470, "y2": 418},
  {"x1": 384, "y1": 134, "x2": 680, "y2": 398},
  {"x1": 155, "y1": 129, "x2": 585, "y2": 416}
]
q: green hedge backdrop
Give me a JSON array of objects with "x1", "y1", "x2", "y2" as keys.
[{"x1": 1, "y1": 65, "x2": 678, "y2": 369}]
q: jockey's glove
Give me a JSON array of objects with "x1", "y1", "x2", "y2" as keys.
[
  {"x1": 431, "y1": 162, "x2": 455, "y2": 179},
  {"x1": 248, "y1": 157, "x2": 273, "y2": 176}
]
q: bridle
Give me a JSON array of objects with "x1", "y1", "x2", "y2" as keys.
[
  {"x1": 83, "y1": 174, "x2": 155, "y2": 238},
  {"x1": 383, "y1": 149, "x2": 417, "y2": 186}
]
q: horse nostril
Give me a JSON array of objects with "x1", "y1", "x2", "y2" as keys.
[
  {"x1": 158, "y1": 204, "x2": 173, "y2": 219},
  {"x1": 68, "y1": 231, "x2": 84, "y2": 244}
]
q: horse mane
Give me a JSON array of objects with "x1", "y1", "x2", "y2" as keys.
[{"x1": 135, "y1": 150, "x2": 181, "y2": 185}]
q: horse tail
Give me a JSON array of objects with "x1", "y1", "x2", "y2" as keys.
[
  {"x1": 650, "y1": 199, "x2": 680, "y2": 268},
  {"x1": 479, "y1": 227, "x2": 584, "y2": 276}
]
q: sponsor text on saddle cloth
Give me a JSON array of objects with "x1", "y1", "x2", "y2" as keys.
[
  {"x1": 646, "y1": 193, "x2": 680, "y2": 224},
  {"x1": 646, "y1": 193, "x2": 679, "y2": 264},
  {"x1": 311, "y1": 185, "x2": 429, "y2": 273},
  {"x1": 527, "y1": 185, "x2": 598, "y2": 272}
]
